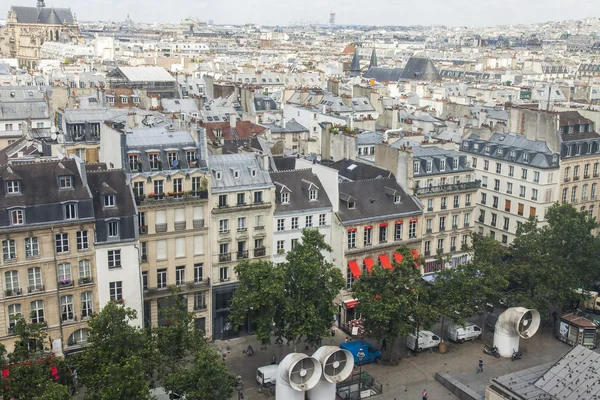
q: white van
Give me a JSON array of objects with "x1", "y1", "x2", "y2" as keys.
[
  {"x1": 256, "y1": 364, "x2": 279, "y2": 388},
  {"x1": 447, "y1": 322, "x2": 482, "y2": 343},
  {"x1": 406, "y1": 330, "x2": 442, "y2": 352}
]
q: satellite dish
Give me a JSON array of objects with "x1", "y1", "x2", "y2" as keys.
[{"x1": 51, "y1": 132, "x2": 57, "y2": 140}]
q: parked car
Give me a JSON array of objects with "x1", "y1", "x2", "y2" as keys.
[
  {"x1": 447, "y1": 322, "x2": 482, "y2": 343},
  {"x1": 256, "y1": 364, "x2": 279, "y2": 388},
  {"x1": 339, "y1": 340, "x2": 381, "y2": 365},
  {"x1": 406, "y1": 330, "x2": 442, "y2": 352}
]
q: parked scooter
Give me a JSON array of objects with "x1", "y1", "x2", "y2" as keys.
[
  {"x1": 483, "y1": 344, "x2": 500, "y2": 358},
  {"x1": 511, "y1": 349, "x2": 522, "y2": 361}
]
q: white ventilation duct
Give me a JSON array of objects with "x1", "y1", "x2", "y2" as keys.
[
  {"x1": 493, "y1": 307, "x2": 540, "y2": 358},
  {"x1": 308, "y1": 346, "x2": 354, "y2": 400},
  {"x1": 276, "y1": 353, "x2": 322, "y2": 400}
]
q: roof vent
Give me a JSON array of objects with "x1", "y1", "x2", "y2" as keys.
[
  {"x1": 347, "y1": 164, "x2": 357, "y2": 171},
  {"x1": 370, "y1": 198, "x2": 375, "y2": 203}
]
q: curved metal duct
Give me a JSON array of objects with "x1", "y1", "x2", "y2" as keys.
[
  {"x1": 308, "y1": 346, "x2": 354, "y2": 400},
  {"x1": 275, "y1": 353, "x2": 322, "y2": 400},
  {"x1": 493, "y1": 307, "x2": 540, "y2": 358}
]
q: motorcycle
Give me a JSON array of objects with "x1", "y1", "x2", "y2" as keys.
[
  {"x1": 512, "y1": 349, "x2": 522, "y2": 361},
  {"x1": 483, "y1": 344, "x2": 500, "y2": 358}
]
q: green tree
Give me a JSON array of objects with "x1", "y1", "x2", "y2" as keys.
[
  {"x1": 73, "y1": 302, "x2": 155, "y2": 400},
  {"x1": 509, "y1": 203, "x2": 600, "y2": 315},
  {"x1": 352, "y1": 245, "x2": 435, "y2": 362},
  {"x1": 230, "y1": 229, "x2": 344, "y2": 350},
  {"x1": 163, "y1": 343, "x2": 235, "y2": 400}
]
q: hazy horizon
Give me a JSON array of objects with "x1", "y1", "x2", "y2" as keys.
[{"x1": 1, "y1": 0, "x2": 599, "y2": 28}]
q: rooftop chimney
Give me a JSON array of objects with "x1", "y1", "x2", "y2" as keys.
[{"x1": 37, "y1": 0, "x2": 45, "y2": 8}]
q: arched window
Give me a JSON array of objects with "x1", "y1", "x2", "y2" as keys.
[{"x1": 67, "y1": 329, "x2": 90, "y2": 346}]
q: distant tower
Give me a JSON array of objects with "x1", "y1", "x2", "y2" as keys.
[
  {"x1": 329, "y1": 11, "x2": 335, "y2": 26},
  {"x1": 369, "y1": 48, "x2": 378, "y2": 68},
  {"x1": 37, "y1": 0, "x2": 45, "y2": 8},
  {"x1": 349, "y1": 47, "x2": 360, "y2": 77}
]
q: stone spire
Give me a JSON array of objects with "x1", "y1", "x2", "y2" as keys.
[
  {"x1": 349, "y1": 47, "x2": 361, "y2": 77},
  {"x1": 369, "y1": 48, "x2": 378, "y2": 68},
  {"x1": 37, "y1": 0, "x2": 46, "y2": 8}
]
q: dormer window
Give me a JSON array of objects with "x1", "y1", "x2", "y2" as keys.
[
  {"x1": 348, "y1": 201, "x2": 356, "y2": 209},
  {"x1": 462, "y1": 141, "x2": 469, "y2": 149},
  {"x1": 523, "y1": 153, "x2": 529, "y2": 163},
  {"x1": 440, "y1": 159, "x2": 446, "y2": 171},
  {"x1": 128, "y1": 154, "x2": 139, "y2": 171},
  {"x1": 552, "y1": 154, "x2": 558, "y2": 164},
  {"x1": 393, "y1": 195, "x2": 401, "y2": 204},
  {"x1": 132, "y1": 96, "x2": 140, "y2": 104},
  {"x1": 568, "y1": 126, "x2": 574, "y2": 134},
  {"x1": 186, "y1": 150, "x2": 197, "y2": 165},
  {"x1": 426, "y1": 161, "x2": 432, "y2": 173},
  {"x1": 167, "y1": 152, "x2": 178, "y2": 168},
  {"x1": 104, "y1": 195, "x2": 116, "y2": 208},
  {"x1": 309, "y1": 189, "x2": 318, "y2": 201},
  {"x1": 497, "y1": 148, "x2": 503, "y2": 156},
  {"x1": 59, "y1": 176, "x2": 73, "y2": 189},
  {"x1": 10, "y1": 209, "x2": 24, "y2": 225},
  {"x1": 566, "y1": 146, "x2": 572, "y2": 157},
  {"x1": 215, "y1": 171, "x2": 222, "y2": 180},
  {"x1": 233, "y1": 170, "x2": 240, "y2": 179},
  {"x1": 576, "y1": 144, "x2": 581, "y2": 155},
  {"x1": 452, "y1": 158, "x2": 458, "y2": 169},
  {"x1": 281, "y1": 192, "x2": 290, "y2": 204},
  {"x1": 64, "y1": 203, "x2": 77, "y2": 220},
  {"x1": 580, "y1": 125, "x2": 585, "y2": 133},
  {"x1": 589, "y1": 124, "x2": 593, "y2": 132},
  {"x1": 107, "y1": 221, "x2": 119, "y2": 238},
  {"x1": 120, "y1": 96, "x2": 128, "y2": 104},
  {"x1": 510, "y1": 150, "x2": 516, "y2": 160},
  {"x1": 251, "y1": 168, "x2": 257, "y2": 177},
  {"x1": 413, "y1": 161, "x2": 420, "y2": 174},
  {"x1": 6, "y1": 180, "x2": 20, "y2": 194},
  {"x1": 485, "y1": 145, "x2": 491, "y2": 154},
  {"x1": 107, "y1": 96, "x2": 115, "y2": 105},
  {"x1": 474, "y1": 143, "x2": 479, "y2": 150},
  {"x1": 148, "y1": 153, "x2": 160, "y2": 170}
]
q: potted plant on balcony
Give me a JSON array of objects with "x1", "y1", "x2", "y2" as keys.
[
  {"x1": 59, "y1": 279, "x2": 72, "y2": 286},
  {"x1": 167, "y1": 191, "x2": 175, "y2": 198},
  {"x1": 148, "y1": 192, "x2": 157, "y2": 200},
  {"x1": 175, "y1": 190, "x2": 184, "y2": 198},
  {"x1": 201, "y1": 177, "x2": 209, "y2": 191},
  {"x1": 81, "y1": 276, "x2": 92, "y2": 284}
]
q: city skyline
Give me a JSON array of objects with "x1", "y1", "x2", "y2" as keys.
[{"x1": 0, "y1": 0, "x2": 599, "y2": 28}]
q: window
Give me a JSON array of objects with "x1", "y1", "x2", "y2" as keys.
[
  {"x1": 22, "y1": 237, "x2": 39, "y2": 258},
  {"x1": 413, "y1": 161, "x2": 420, "y2": 173},
  {"x1": 236, "y1": 193, "x2": 245, "y2": 205},
  {"x1": 450, "y1": 236, "x2": 457, "y2": 251},
  {"x1": 453, "y1": 195, "x2": 459, "y2": 208},
  {"x1": 379, "y1": 225, "x2": 387, "y2": 243},
  {"x1": 154, "y1": 179, "x2": 164, "y2": 194},
  {"x1": 277, "y1": 240, "x2": 285, "y2": 254},
  {"x1": 472, "y1": 157, "x2": 477, "y2": 168},
  {"x1": 194, "y1": 292, "x2": 207, "y2": 310},
  {"x1": 464, "y1": 213, "x2": 470, "y2": 226},
  {"x1": 129, "y1": 154, "x2": 139, "y2": 171},
  {"x1": 572, "y1": 187, "x2": 577, "y2": 203},
  {"x1": 173, "y1": 178, "x2": 183, "y2": 193},
  {"x1": 255, "y1": 215, "x2": 264, "y2": 229},
  {"x1": 108, "y1": 250, "x2": 121, "y2": 268},
  {"x1": 409, "y1": 220, "x2": 417, "y2": 239},
  {"x1": 518, "y1": 203, "x2": 524, "y2": 216},
  {"x1": 508, "y1": 166, "x2": 514, "y2": 177},
  {"x1": 291, "y1": 238, "x2": 299, "y2": 250},
  {"x1": 530, "y1": 207, "x2": 537, "y2": 218},
  {"x1": 59, "y1": 175, "x2": 73, "y2": 189},
  {"x1": 219, "y1": 194, "x2": 229, "y2": 207},
  {"x1": 482, "y1": 176, "x2": 488, "y2": 187},
  {"x1": 319, "y1": 214, "x2": 326, "y2": 226},
  {"x1": 595, "y1": 163, "x2": 599, "y2": 177},
  {"x1": 506, "y1": 182, "x2": 513, "y2": 194},
  {"x1": 483, "y1": 160, "x2": 489, "y2": 171},
  {"x1": 107, "y1": 221, "x2": 119, "y2": 238},
  {"x1": 6, "y1": 180, "x2": 20, "y2": 194},
  {"x1": 157, "y1": 269, "x2": 167, "y2": 289},
  {"x1": 109, "y1": 281, "x2": 123, "y2": 301},
  {"x1": 562, "y1": 188, "x2": 568, "y2": 203},
  {"x1": 363, "y1": 227, "x2": 373, "y2": 246},
  {"x1": 439, "y1": 216, "x2": 446, "y2": 231},
  {"x1": 281, "y1": 192, "x2": 290, "y2": 204},
  {"x1": 593, "y1": 183, "x2": 597, "y2": 199},
  {"x1": 219, "y1": 243, "x2": 229, "y2": 258},
  {"x1": 75, "y1": 230, "x2": 88, "y2": 251},
  {"x1": 176, "y1": 266, "x2": 185, "y2": 285},
  {"x1": 194, "y1": 264, "x2": 203, "y2": 283},
  {"x1": 186, "y1": 150, "x2": 197, "y2": 164},
  {"x1": 348, "y1": 230, "x2": 356, "y2": 249},
  {"x1": 149, "y1": 153, "x2": 160, "y2": 170},
  {"x1": 58, "y1": 263, "x2": 71, "y2": 283},
  {"x1": 104, "y1": 195, "x2": 115, "y2": 208},
  {"x1": 466, "y1": 194, "x2": 471, "y2": 205},
  {"x1": 2, "y1": 239, "x2": 15, "y2": 260},
  {"x1": 305, "y1": 215, "x2": 313, "y2": 227},
  {"x1": 5, "y1": 270, "x2": 19, "y2": 293},
  {"x1": 574, "y1": 166, "x2": 580, "y2": 179},
  {"x1": 219, "y1": 267, "x2": 229, "y2": 281},
  {"x1": 440, "y1": 159, "x2": 446, "y2": 171},
  {"x1": 441, "y1": 197, "x2": 447, "y2": 209},
  {"x1": 219, "y1": 219, "x2": 229, "y2": 233},
  {"x1": 28, "y1": 267, "x2": 42, "y2": 291},
  {"x1": 79, "y1": 260, "x2": 91, "y2": 280},
  {"x1": 481, "y1": 193, "x2": 487, "y2": 205},
  {"x1": 55, "y1": 233, "x2": 69, "y2": 253},
  {"x1": 519, "y1": 186, "x2": 526, "y2": 198},
  {"x1": 505, "y1": 199, "x2": 512, "y2": 212},
  {"x1": 491, "y1": 213, "x2": 497, "y2": 227},
  {"x1": 309, "y1": 189, "x2": 318, "y2": 201},
  {"x1": 133, "y1": 181, "x2": 144, "y2": 197},
  {"x1": 81, "y1": 292, "x2": 93, "y2": 318},
  {"x1": 64, "y1": 203, "x2": 77, "y2": 220},
  {"x1": 534, "y1": 171, "x2": 540, "y2": 183},
  {"x1": 8, "y1": 304, "x2": 21, "y2": 330},
  {"x1": 427, "y1": 198, "x2": 433, "y2": 211},
  {"x1": 31, "y1": 300, "x2": 44, "y2": 323},
  {"x1": 395, "y1": 223, "x2": 403, "y2": 240},
  {"x1": 254, "y1": 191, "x2": 263, "y2": 203},
  {"x1": 277, "y1": 219, "x2": 285, "y2": 231},
  {"x1": 237, "y1": 217, "x2": 246, "y2": 231},
  {"x1": 496, "y1": 163, "x2": 502, "y2": 174},
  {"x1": 494, "y1": 179, "x2": 500, "y2": 191},
  {"x1": 425, "y1": 241, "x2": 431, "y2": 255},
  {"x1": 493, "y1": 196, "x2": 499, "y2": 208},
  {"x1": 437, "y1": 238, "x2": 444, "y2": 251},
  {"x1": 426, "y1": 218, "x2": 433, "y2": 232},
  {"x1": 426, "y1": 161, "x2": 432, "y2": 172},
  {"x1": 531, "y1": 189, "x2": 538, "y2": 201},
  {"x1": 61, "y1": 295, "x2": 74, "y2": 321}
]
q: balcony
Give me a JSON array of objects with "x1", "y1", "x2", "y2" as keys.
[
  {"x1": 424, "y1": 250, "x2": 431, "y2": 256},
  {"x1": 465, "y1": 202, "x2": 471, "y2": 207},
  {"x1": 79, "y1": 277, "x2": 94, "y2": 285},
  {"x1": 454, "y1": 203, "x2": 459, "y2": 209},
  {"x1": 219, "y1": 229, "x2": 230, "y2": 235},
  {"x1": 478, "y1": 216, "x2": 485, "y2": 223},
  {"x1": 584, "y1": 174, "x2": 590, "y2": 179},
  {"x1": 414, "y1": 180, "x2": 481, "y2": 196},
  {"x1": 564, "y1": 177, "x2": 571, "y2": 182},
  {"x1": 193, "y1": 219, "x2": 205, "y2": 229},
  {"x1": 464, "y1": 222, "x2": 470, "y2": 227},
  {"x1": 594, "y1": 173, "x2": 599, "y2": 178},
  {"x1": 155, "y1": 223, "x2": 167, "y2": 233},
  {"x1": 427, "y1": 207, "x2": 433, "y2": 212},
  {"x1": 28, "y1": 285, "x2": 44, "y2": 294},
  {"x1": 254, "y1": 247, "x2": 266, "y2": 257},
  {"x1": 441, "y1": 205, "x2": 447, "y2": 210},
  {"x1": 237, "y1": 250, "x2": 249, "y2": 260},
  {"x1": 426, "y1": 228, "x2": 433, "y2": 234},
  {"x1": 494, "y1": 186, "x2": 500, "y2": 191},
  {"x1": 254, "y1": 225, "x2": 265, "y2": 230},
  {"x1": 174, "y1": 221, "x2": 187, "y2": 231},
  {"x1": 450, "y1": 246, "x2": 456, "y2": 252},
  {"x1": 136, "y1": 190, "x2": 208, "y2": 205},
  {"x1": 574, "y1": 176, "x2": 581, "y2": 181},
  {"x1": 186, "y1": 278, "x2": 210, "y2": 289},
  {"x1": 62, "y1": 315, "x2": 78, "y2": 324},
  {"x1": 139, "y1": 225, "x2": 148, "y2": 235},
  {"x1": 58, "y1": 280, "x2": 74, "y2": 289},
  {"x1": 219, "y1": 253, "x2": 231, "y2": 263},
  {"x1": 452, "y1": 224, "x2": 458, "y2": 230},
  {"x1": 237, "y1": 227, "x2": 248, "y2": 233},
  {"x1": 439, "y1": 226, "x2": 446, "y2": 232},
  {"x1": 5, "y1": 288, "x2": 22, "y2": 297}
]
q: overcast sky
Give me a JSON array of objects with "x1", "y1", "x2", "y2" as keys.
[{"x1": 2, "y1": 0, "x2": 600, "y2": 27}]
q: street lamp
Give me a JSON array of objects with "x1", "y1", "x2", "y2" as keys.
[
  {"x1": 234, "y1": 375, "x2": 244, "y2": 400},
  {"x1": 357, "y1": 348, "x2": 365, "y2": 390}
]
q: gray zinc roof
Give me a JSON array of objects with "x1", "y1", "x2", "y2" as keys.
[
  {"x1": 399, "y1": 57, "x2": 441, "y2": 81},
  {"x1": 11, "y1": 6, "x2": 74, "y2": 24},
  {"x1": 270, "y1": 169, "x2": 332, "y2": 213},
  {"x1": 118, "y1": 67, "x2": 175, "y2": 83},
  {"x1": 209, "y1": 153, "x2": 273, "y2": 192},
  {"x1": 355, "y1": 131, "x2": 384, "y2": 146},
  {"x1": 363, "y1": 67, "x2": 404, "y2": 82},
  {"x1": 263, "y1": 119, "x2": 308, "y2": 133},
  {"x1": 161, "y1": 99, "x2": 199, "y2": 114},
  {"x1": 126, "y1": 128, "x2": 196, "y2": 148}
]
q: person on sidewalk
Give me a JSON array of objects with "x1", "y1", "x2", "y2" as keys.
[
  {"x1": 422, "y1": 389, "x2": 428, "y2": 399},
  {"x1": 477, "y1": 359, "x2": 483, "y2": 373},
  {"x1": 271, "y1": 355, "x2": 277, "y2": 365},
  {"x1": 380, "y1": 338, "x2": 387, "y2": 352}
]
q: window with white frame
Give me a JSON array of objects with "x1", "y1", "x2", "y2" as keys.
[
  {"x1": 31, "y1": 300, "x2": 44, "y2": 323},
  {"x1": 219, "y1": 267, "x2": 229, "y2": 281},
  {"x1": 108, "y1": 250, "x2": 121, "y2": 268},
  {"x1": 395, "y1": 223, "x2": 403, "y2": 240},
  {"x1": 409, "y1": 220, "x2": 417, "y2": 239},
  {"x1": 28, "y1": 267, "x2": 42, "y2": 290},
  {"x1": 319, "y1": 214, "x2": 326, "y2": 226},
  {"x1": 153, "y1": 179, "x2": 164, "y2": 194},
  {"x1": 8, "y1": 304, "x2": 21, "y2": 330},
  {"x1": 277, "y1": 240, "x2": 285, "y2": 254},
  {"x1": 25, "y1": 237, "x2": 39, "y2": 257},
  {"x1": 76, "y1": 231, "x2": 88, "y2": 250},
  {"x1": 194, "y1": 264, "x2": 203, "y2": 283},
  {"x1": 194, "y1": 292, "x2": 206, "y2": 310},
  {"x1": 59, "y1": 175, "x2": 73, "y2": 189},
  {"x1": 305, "y1": 215, "x2": 313, "y2": 228},
  {"x1": 413, "y1": 161, "x2": 420, "y2": 174},
  {"x1": 58, "y1": 263, "x2": 71, "y2": 282},
  {"x1": 219, "y1": 219, "x2": 229, "y2": 233},
  {"x1": 277, "y1": 219, "x2": 285, "y2": 231},
  {"x1": 453, "y1": 158, "x2": 458, "y2": 169},
  {"x1": 440, "y1": 159, "x2": 446, "y2": 171},
  {"x1": 79, "y1": 260, "x2": 91, "y2": 280},
  {"x1": 176, "y1": 266, "x2": 185, "y2": 285},
  {"x1": 55, "y1": 233, "x2": 69, "y2": 253},
  {"x1": 157, "y1": 269, "x2": 167, "y2": 288},
  {"x1": 10, "y1": 209, "x2": 23, "y2": 225},
  {"x1": 61, "y1": 295, "x2": 74, "y2": 321},
  {"x1": 81, "y1": 292, "x2": 93, "y2": 318},
  {"x1": 149, "y1": 153, "x2": 160, "y2": 170},
  {"x1": 173, "y1": 178, "x2": 183, "y2": 193},
  {"x1": 5, "y1": 270, "x2": 19, "y2": 292},
  {"x1": 309, "y1": 189, "x2": 318, "y2": 201},
  {"x1": 426, "y1": 161, "x2": 432, "y2": 172},
  {"x1": 291, "y1": 217, "x2": 299, "y2": 230},
  {"x1": 129, "y1": 154, "x2": 139, "y2": 171},
  {"x1": 109, "y1": 281, "x2": 122, "y2": 301},
  {"x1": 3, "y1": 239, "x2": 16, "y2": 260},
  {"x1": 104, "y1": 195, "x2": 115, "y2": 207},
  {"x1": 107, "y1": 221, "x2": 119, "y2": 238},
  {"x1": 347, "y1": 230, "x2": 356, "y2": 249},
  {"x1": 237, "y1": 217, "x2": 246, "y2": 231},
  {"x1": 6, "y1": 180, "x2": 20, "y2": 194},
  {"x1": 281, "y1": 192, "x2": 290, "y2": 204},
  {"x1": 64, "y1": 203, "x2": 77, "y2": 220}
]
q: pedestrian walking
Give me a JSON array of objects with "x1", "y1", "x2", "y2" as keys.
[
  {"x1": 422, "y1": 389, "x2": 428, "y2": 400},
  {"x1": 477, "y1": 359, "x2": 483, "y2": 373},
  {"x1": 380, "y1": 338, "x2": 387, "y2": 351},
  {"x1": 271, "y1": 355, "x2": 277, "y2": 365}
]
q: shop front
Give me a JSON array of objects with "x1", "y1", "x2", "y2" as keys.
[
  {"x1": 212, "y1": 282, "x2": 256, "y2": 341},
  {"x1": 556, "y1": 311, "x2": 600, "y2": 349}
]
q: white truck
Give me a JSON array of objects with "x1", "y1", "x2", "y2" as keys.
[
  {"x1": 405, "y1": 330, "x2": 442, "y2": 352},
  {"x1": 576, "y1": 289, "x2": 600, "y2": 313}
]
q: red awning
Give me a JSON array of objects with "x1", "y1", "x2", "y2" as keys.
[
  {"x1": 364, "y1": 225, "x2": 373, "y2": 230},
  {"x1": 345, "y1": 300, "x2": 359, "y2": 309},
  {"x1": 394, "y1": 250, "x2": 421, "y2": 267},
  {"x1": 394, "y1": 252, "x2": 402, "y2": 264},
  {"x1": 411, "y1": 249, "x2": 419, "y2": 259},
  {"x1": 395, "y1": 220, "x2": 403, "y2": 225},
  {"x1": 348, "y1": 260, "x2": 361, "y2": 279},
  {"x1": 379, "y1": 255, "x2": 392, "y2": 269},
  {"x1": 380, "y1": 222, "x2": 388, "y2": 227},
  {"x1": 364, "y1": 258, "x2": 374, "y2": 273},
  {"x1": 410, "y1": 218, "x2": 418, "y2": 223}
]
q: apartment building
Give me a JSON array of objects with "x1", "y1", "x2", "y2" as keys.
[
  {"x1": 209, "y1": 153, "x2": 274, "y2": 340},
  {"x1": 461, "y1": 133, "x2": 560, "y2": 245},
  {"x1": 0, "y1": 160, "x2": 98, "y2": 354},
  {"x1": 123, "y1": 128, "x2": 211, "y2": 334},
  {"x1": 269, "y1": 169, "x2": 333, "y2": 264},
  {"x1": 410, "y1": 147, "x2": 479, "y2": 272},
  {"x1": 336, "y1": 178, "x2": 422, "y2": 327},
  {"x1": 557, "y1": 112, "x2": 600, "y2": 221}
]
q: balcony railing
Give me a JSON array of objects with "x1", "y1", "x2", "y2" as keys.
[
  {"x1": 424, "y1": 250, "x2": 431, "y2": 256},
  {"x1": 254, "y1": 247, "x2": 266, "y2": 257},
  {"x1": 491, "y1": 221, "x2": 497, "y2": 227},
  {"x1": 427, "y1": 207, "x2": 433, "y2": 212},
  {"x1": 237, "y1": 250, "x2": 248, "y2": 260},
  {"x1": 219, "y1": 253, "x2": 231, "y2": 263},
  {"x1": 478, "y1": 216, "x2": 485, "y2": 223},
  {"x1": 439, "y1": 226, "x2": 446, "y2": 231},
  {"x1": 464, "y1": 222, "x2": 470, "y2": 227},
  {"x1": 193, "y1": 219, "x2": 205, "y2": 229},
  {"x1": 564, "y1": 177, "x2": 571, "y2": 182},
  {"x1": 136, "y1": 191, "x2": 208, "y2": 205},
  {"x1": 441, "y1": 205, "x2": 447, "y2": 210},
  {"x1": 155, "y1": 223, "x2": 167, "y2": 233},
  {"x1": 79, "y1": 277, "x2": 94, "y2": 285},
  {"x1": 426, "y1": 228, "x2": 433, "y2": 234},
  {"x1": 58, "y1": 280, "x2": 74, "y2": 288},
  {"x1": 5, "y1": 288, "x2": 22, "y2": 297},
  {"x1": 174, "y1": 221, "x2": 187, "y2": 231},
  {"x1": 414, "y1": 180, "x2": 481, "y2": 195},
  {"x1": 465, "y1": 202, "x2": 471, "y2": 207},
  {"x1": 255, "y1": 225, "x2": 265, "y2": 230},
  {"x1": 450, "y1": 246, "x2": 456, "y2": 252},
  {"x1": 574, "y1": 176, "x2": 581, "y2": 181},
  {"x1": 28, "y1": 285, "x2": 44, "y2": 293},
  {"x1": 452, "y1": 224, "x2": 458, "y2": 229}
]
